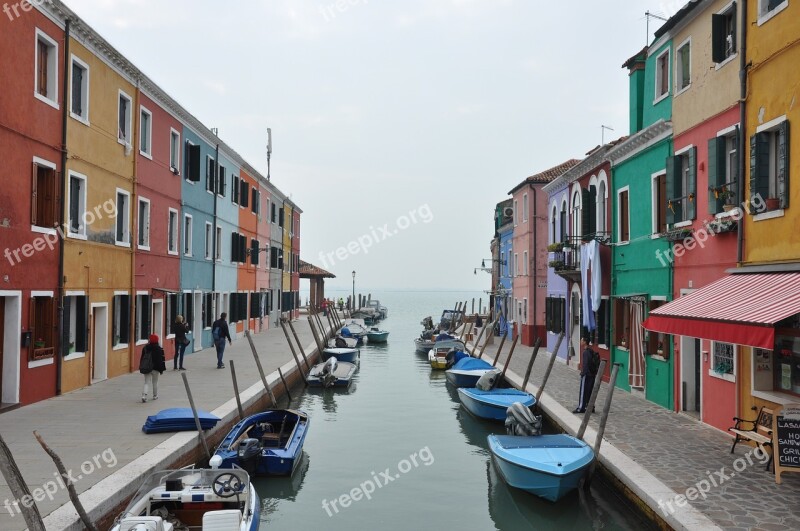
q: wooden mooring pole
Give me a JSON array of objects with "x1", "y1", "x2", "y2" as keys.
[
  {"x1": 521, "y1": 338, "x2": 542, "y2": 390},
  {"x1": 229, "y1": 360, "x2": 245, "y2": 420},
  {"x1": 535, "y1": 332, "x2": 565, "y2": 404},
  {"x1": 500, "y1": 334, "x2": 519, "y2": 379},
  {"x1": 278, "y1": 367, "x2": 293, "y2": 401},
  {"x1": 0, "y1": 433, "x2": 46, "y2": 531},
  {"x1": 245, "y1": 330, "x2": 280, "y2": 403},
  {"x1": 492, "y1": 331, "x2": 508, "y2": 367},
  {"x1": 577, "y1": 359, "x2": 608, "y2": 440},
  {"x1": 477, "y1": 318, "x2": 498, "y2": 359},
  {"x1": 584, "y1": 363, "x2": 622, "y2": 487},
  {"x1": 180, "y1": 372, "x2": 211, "y2": 460},
  {"x1": 287, "y1": 319, "x2": 311, "y2": 368}
]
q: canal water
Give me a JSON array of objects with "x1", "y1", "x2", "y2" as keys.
[{"x1": 254, "y1": 290, "x2": 654, "y2": 530}]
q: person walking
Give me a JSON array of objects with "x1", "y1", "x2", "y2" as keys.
[
  {"x1": 211, "y1": 312, "x2": 232, "y2": 369},
  {"x1": 140, "y1": 334, "x2": 166, "y2": 402},
  {"x1": 172, "y1": 315, "x2": 190, "y2": 370},
  {"x1": 574, "y1": 335, "x2": 596, "y2": 414}
]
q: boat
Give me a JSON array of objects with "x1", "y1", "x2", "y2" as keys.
[
  {"x1": 350, "y1": 310, "x2": 377, "y2": 325},
  {"x1": 428, "y1": 339, "x2": 468, "y2": 370},
  {"x1": 458, "y1": 387, "x2": 536, "y2": 420},
  {"x1": 366, "y1": 299, "x2": 388, "y2": 319},
  {"x1": 212, "y1": 409, "x2": 310, "y2": 477},
  {"x1": 414, "y1": 337, "x2": 436, "y2": 353},
  {"x1": 366, "y1": 327, "x2": 389, "y2": 343},
  {"x1": 321, "y1": 347, "x2": 360, "y2": 363},
  {"x1": 307, "y1": 357, "x2": 357, "y2": 388},
  {"x1": 488, "y1": 434, "x2": 594, "y2": 502},
  {"x1": 110, "y1": 467, "x2": 259, "y2": 531},
  {"x1": 438, "y1": 309, "x2": 464, "y2": 332},
  {"x1": 339, "y1": 321, "x2": 369, "y2": 344},
  {"x1": 328, "y1": 335, "x2": 358, "y2": 348},
  {"x1": 445, "y1": 356, "x2": 495, "y2": 387}
]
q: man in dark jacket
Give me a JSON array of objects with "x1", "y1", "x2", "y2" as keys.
[
  {"x1": 141, "y1": 334, "x2": 166, "y2": 402},
  {"x1": 574, "y1": 335, "x2": 595, "y2": 414},
  {"x1": 211, "y1": 313, "x2": 232, "y2": 369}
]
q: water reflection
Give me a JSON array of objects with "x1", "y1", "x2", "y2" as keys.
[{"x1": 256, "y1": 452, "x2": 311, "y2": 525}]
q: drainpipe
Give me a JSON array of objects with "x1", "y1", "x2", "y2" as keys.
[
  {"x1": 736, "y1": 0, "x2": 748, "y2": 264},
  {"x1": 129, "y1": 77, "x2": 140, "y2": 373},
  {"x1": 212, "y1": 141, "x2": 219, "y2": 294},
  {"x1": 56, "y1": 18, "x2": 71, "y2": 394}
]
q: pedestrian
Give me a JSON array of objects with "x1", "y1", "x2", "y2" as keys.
[
  {"x1": 321, "y1": 298, "x2": 328, "y2": 316},
  {"x1": 172, "y1": 315, "x2": 190, "y2": 371},
  {"x1": 211, "y1": 312, "x2": 232, "y2": 369},
  {"x1": 574, "y1": 335, "x2": 596, "y2": 414},
  {"x1": 338, "y1": 297, "x2": 344, "y2": 311},
  {"x1": 140, "y1": 334, "x2": 166, "y2": 402}
]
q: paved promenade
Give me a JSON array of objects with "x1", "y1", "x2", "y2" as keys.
[
  {"x1": 475, "y1": 334, "x2": 800, "y2": 531},
  {"x1": 0, "y1": 315, "x2": 329, "y2": 531}
]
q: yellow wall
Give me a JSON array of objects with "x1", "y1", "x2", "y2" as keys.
[
  {"x1": 671, "y1": 0, "x2": 741, "y2": 135},
  {"x1": 61, "y1": 38, "x2": 136, "y2": 392}
]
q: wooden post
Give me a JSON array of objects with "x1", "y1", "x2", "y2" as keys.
[
  {"x1": 477, "y1": 318, "x2": 498, "y2": 359},
  {"x1": 33, "y1": 431, "x2": 97, "y2": 531},
  {"x1": 584, "y1": 363, "x2": 622, "y2": 486},
  {"x1": 308, "y1": 316, "x2": 324, "y2": 353},
  {"x1": 245, "y1": 330, "x2": 280, "y2": 402},
  {"x1": 0, "y1": 433, "x2": 46, "y2": 531},
  {"x1": 471, "y1": 298, "x2": 475, "y2": 314},
  {"x1": 492, "y1": 331, "x2": 508, "y2": 367},
  {"x1": 535, "y1": 332, "x2": 565, "y2": 403},
  {"x1": 180, "y1": 372, "x2": 211, "y2": 460},
  {"x1": 279, "y1": 320, "x2": 311, "y2": 373},
  {"x1": 478, "y1": 298, "x2": 482, "y2": 314},
  {"x1": 278, "y1": 367, "x2": 293, "y2": 401},
  {"x1": 500, "y1": 334, "x2": 519, "y2": 379},
  {"x1": 287, "y1": 319, "x2": 311, "y2": 369},
  {"x1": 577, "y1": 359, "x2": 608, "y2": 440},
  {"x1": 521, "y1": 337, "x2": 542, "y2": 390},
  {"x1": 470, "y1": 316, "x2": 489, "y2": 356},
  {"x1": 229, "y1": 360, "x2": 244, "y2": 420}
]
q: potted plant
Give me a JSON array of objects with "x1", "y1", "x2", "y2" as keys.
[
  {"x1": 765, "y1": 197, "x2": 781, "y2": 210},
  {"x1": 714, "y1": 361, "x2": 733, "y2": 375},
  {"x1": 547, "y1": 242, "x2": 564, "y2": 252},
  {"x1": 548, "y1": 259, "x2": 565, "y2": 270},
  {"x1": 68, "y1": 341, "x2": 75, "y2": 354},
  {"x1": 656, "y1": 342, "x2": 664, "y2": 356},
  {"x1": 34, "y1": 338, "x2": 45, "y2": 349}
]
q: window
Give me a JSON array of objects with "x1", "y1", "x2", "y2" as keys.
[
  {"x1": 183, "y1": 214, "x2": 193, "y2": 256},
  {"x1": 231, "y1": 232, "x2": 247, "y2": 264},
  {"x1": 67, "y1": 172, "x2": 87, "y2": 237},
  {"x1": 758, "y1": 0, "x2": 788, "y2": 23},
  {"x1": 597, "y1": 180, "x2": 607, "y2": 233},
  {"x1": 712, "y1": 3, "x2": 737, "y2": 64},
  {"x1": 250, "y1": 293, "x2": 261, "y2": 319},
  {"x1": 35, "y1": 30, "x2": 58, "y2": 107},
  {"x1": 183, "y1": 293, "x2": 194, "y2": 329},
  {"x1": 203, "y1": 293, "x2": 213, "y2": 328},
  {"x1": 514, "y1": 253, "x2": 519, "y2": 277},
  {"x1": 581, "y1": 186, "x2": 597, "y2": 239},
  {"x1": 135, "y1": 294, "x2": 152, "y2": 343},
  {"x1": 240, "y1": 180, "x2": 249, "y2": 208},
  {"x1": 169, "y1": 130, "x2": 180, "y2": 173},
  {"x1": 712, "y1": 341, "x2": 735, "y2": 377},
  {"x1": 523, "y1": 251, "x2": 528, "y2": 276},
  {"x1": 31, "y1": 159, "x2": 58, "y2": 229},
  {"x1": 652, "y1": 172, "x2": 667, "y2": 234},
  {"x1": 675, "y1": 39, "x2": 691, "y2": 93},
  {"x1": 522, "y1": 193, "x2": 528, "y2": 222},
  {"x1": 666, "y1": 147, "x2": 697, "y2": 224},
  {"x1": 205, "y1": 222, "x2": 212, "y2": 260},
  {"x1": 545, "y1": 297, "x2": 565, "y2": 333},
  {"x1": 232, "y1": 176, "x2": 240, "y2": 204},
  {"x1": 185, "y1": 142, "x2": 200, "y2": 182},
  {"x1": 594, "y1": 298, "x2": 611, "y2": 347},
  {"x1": 113, "y1": 294, "x2": 131, "y2": 347},
  {"x1": 62, "y1": 295, "x2": 88, "y2": 355},
  {"x1": 218, "y1": 166, "x2": 226, "y2": 197},
  {"x1": 614, "y1": 298, "x2": 631, "y2": 347},
  {"x1": 271, "y1": 246, "x2": 278, "y2": 268},
  {"x1": 115, "y1": 190, "x2": 130, "y2": 245},
  {"x1": 647, "y1": 300, "x2": 667, "y2": 357},
  {"x1": 550, "y1": 205, "x2": 557, "y2": 243},
  {"x1": 279, "y1": 208, "x2": 285, "y2": 227},
  {"x1": 206, "y1": 156, "x2": 216, "y2": 192},
  {"x1": 513, "y1": 200, "x2": 518, "y2": 225},
  {"x1": 70, "y1": 56, "x2": 89, "y2": 122},
  {"x1": 118, "y1": 91, "x2": 132, "y2": 144},
  {"x1": 708, "y1": 126, "x2": 739, "y2": 214},
  {"x1": 271, "y1": 202, "x2": 277, "y2": 223},
  {"x1": 560, "y1": 201, "x2": 567, "y2": 243},
  {"x1": 251, "y1": 239, "x2": 260, "y2": 266},
  {"x1": 751, "y1": 118, "x2": 789, "y2": 210},
  {"x1": 168, "y1": 209, "x2": 178, "y2": 254},
  {"x1": 29, "y1": 295, "x2": 55, "y2": 359},
  {"x1": 655, "y1": 49, "x2": 670, "y2": 101},
  {"x1": 137, "y1": 198, "x2": 150, "y2": 249},
  {"x1": 251, "y1": 189, "x2": 260, "y2": 215},
  {"x1": 139, "y1": 106, "x2": 152, "y2": 157},
  {"x1": 571, "y1": 189, "x2": 581, "y2": 241},
  {"x1": 215, "y1": 227, "x2": 222, "y2": 260},
  {"x1": 166, "y1": 293, "x2": 178, "y2": 336},
  {"x1": 618, "y1": 189, "x2": 630, "y2": 242}
]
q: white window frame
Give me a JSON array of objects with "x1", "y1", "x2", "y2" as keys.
[
  {"x1": 139, "y1": 105, "x2": 153, "y2": 159},
  {"x1": 617, "y1": 186, "x2": 630, "y2": 244},
  {"x1": 167, "y1": 208, "x2": 179, "y2": 255},
  {"x1": 522, "y1": 193, "x2": 528, "y2": 222},
  {"x1": 69, "y1": 55, "x2": 90, "y2": 124},
  {"x1": 63, "y1": 291, "x2": 87, "y2": 361},
  {"x1": 757, "y1": 0, "x2": 789, "y2": 26},
  {"x1": 654, "y1": 48, "x2": 670, "y2": 104},
  {"x1": 714, "y1": 2, "x2": 739, "y2": 69},
  {"x1": 597, "y1": 170, "x2": 608, "y2": 233},
  {"x1": 523, "y1": 250, "x2": 528, "y2": 276},
  {"x1": 137, "y1": 197, "x2": 151, "y2": 251},
  {"x1": 709, "y1": 341, "x2": 737, "y2": 383},
  {"x1": 31, "y1": 156, "x2": 58, "y2": 235},
  {"x1": 205, "y1": 221, "x2": 213, "y2": 260},
  {"x1": 115, "y1": 189, "x2": 131, "y2": 247},
  {"x1": 34, "y1": 29, "x2": 59, "y2": 109},
  {"x1": 113, "y1": 291, "x2": 129, "y2": 351},
  {"x1": 675, "y1": 37, "x2": 691, "y2": 95},
  {"x1": 756, "y1": 114, "x2": 787, "y2": 203},
  {"x1": 215, "y1": 226, "x2": 222, "y2": 261},
  {"x1": 513, "y1": 200, "x2": 518, "y2": 226},
  {"x1": 118, "y1": 90, "x2": 133, "y2": 146},
  {"x1": 206, "y1": 155, "x2": 215, "y2": 194},
  {"x1": 67, "y1": 171, "x2": 87, "y2": 240},
  {"x1": 514, "y1": 253, "x2": 519, "y2": 277},
  {"x1": 169, "y1": 129, "x2": 181, "y2": 174},
  {"x1": 183, "y1": 214, "x2": 193, "y2": 257}
]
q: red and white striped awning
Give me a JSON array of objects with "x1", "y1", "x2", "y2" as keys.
[{"x1": 642, "y1": 272, "x2": 800, "y2": 349}]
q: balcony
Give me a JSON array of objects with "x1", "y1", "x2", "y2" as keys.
[{"x1": 547, "y1": 233, "x2": 609, "y2": 283}]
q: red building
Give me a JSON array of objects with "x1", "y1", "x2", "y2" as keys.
[
  {"x1": 237, "y1": 167, "x2": 261, "y2": 334},
  {"x1": 0, "y1": 11, "x2": 65, "y2": 407},
  {"x1": 255, "y1": 179, "x2": 271, "y2": 332}
]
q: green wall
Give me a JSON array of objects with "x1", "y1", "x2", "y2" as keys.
[{"x1": 641, "y1": 41, "x2": 673, "y2": 128}]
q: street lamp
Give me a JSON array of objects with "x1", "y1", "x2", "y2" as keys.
[{"x1": 352, "y1": 271, "x2": 356, "y2": 311}]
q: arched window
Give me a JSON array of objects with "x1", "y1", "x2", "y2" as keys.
[
  {"x1": 571, "y1": 189, "x2": 581, "y2": 241},
  {"x1": 551, "y1": 204, "x2": 557, "y2": 243},
  {"x1": 560, "y1": 200, "x2": 567, "y2": 243},
  {"x1": 598, "y1": 180, "x2": 607, "y2": 233}
]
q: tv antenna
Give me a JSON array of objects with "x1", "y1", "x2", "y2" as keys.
[
  {"x1": 266, "y1": 128, "x2": 272, "y2": 181},
  {"x1": 644, "y1": 11, "x2": 667, "y2": 44},
  {"x1": 601, "y1": 125, "x2": 614, "y2": 145}
]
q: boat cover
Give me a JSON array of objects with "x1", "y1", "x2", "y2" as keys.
[
  {"x1": 461, "y1": 388, "x2": 536, "y2": 408},
  {"x1": 142, "y1": 408, "x2": 220, "y2": 434},
  {"x1": 450, "y1": 357, "x2": 493, "y2": 372},
  {"x1": 489, "y1": 434, "x2": 594, "y2": 476}
]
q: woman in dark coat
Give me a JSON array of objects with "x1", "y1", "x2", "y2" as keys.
[
  {"x1": 141, "y1": 334, "x2": 166, "y2": 402},
  {"x1": 172, "y1": 315, "x2": 190, "y2": 370}
]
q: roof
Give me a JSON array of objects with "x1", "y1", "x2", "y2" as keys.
[
  {"x1": 543, "y1": 137, "x2": 628, "y2": 194},
  {"x1": 653, "y1": 0, "x2": 703, "y2": 39},
  {"x1": 508, "y1": 159, "x2": 581, "y2": 195},
  {"x1": 299, "y1": 260, "x2": 336, "y2": 279},
  {"x1": 621, "y1": 46, "x2": 648, "y2": 69}
]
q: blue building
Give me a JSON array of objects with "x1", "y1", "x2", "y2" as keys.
[{"x1": 495, "y1": 200, "x2": 514, "y2": 339}]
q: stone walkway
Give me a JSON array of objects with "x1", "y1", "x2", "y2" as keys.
[
  {"x1": 0, "y1": 314, "x2": 329, "y2": 531},
  {"x1": 476, "y1": 335, "x2": 800, "y2": 531}
]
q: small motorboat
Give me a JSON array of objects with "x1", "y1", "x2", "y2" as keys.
[
  {"x1": 458, "y1": 370, "x2": 536, "y2": 420},
  {"x1": 110, "y1": 467, "x2": 259, "y2": 531},
  {"x1": 428, "y1": 339, "x2": 467, "y2": 370},
  {"x1": 445, "y1": 356, "x2": 495, "y2": 387},
  {"x1": 366, "y1": 327, "x2": 389, "y2": 343},
  {"x1": 339, "y1": 322, "x2": 368, "y2": 344},
  {"x1": 321, "y1": 347, "x2": 360, "y2": 363},
  {"x1": 414, "y1": 337, "x2": 435, "y2": 353},
  {"x1": 488, "y1": 434, "x2": 594, "y2": 502},
  {"x1": 307, "y1": 357, "x2": 357, "y2": 388},
  {"x1": 212, "y1": 409, "x2": 310, "y2": 477},
  {"x1": 366, "y1": 299, "x2": 388, "y2": 319},
  {"x1": 328, "y1": 336, "x2": 358, "y2": 349}
]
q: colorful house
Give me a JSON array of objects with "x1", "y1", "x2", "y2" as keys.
[
  {"x1": 268, "y1": 191, "x2": 285, "y2": 327},
  {"x1": 543, "y1": 175, "x2": 571, "y2": 362},
  {"x1": 494, "y1": 200, "x2": 513, "y2": 339}
]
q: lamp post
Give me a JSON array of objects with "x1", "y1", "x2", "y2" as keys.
[{"x1": 352, "y1": 271, "x2": 356, "y2": 312}]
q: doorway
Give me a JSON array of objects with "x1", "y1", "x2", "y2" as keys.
[
  {"x1": 152, "y1": 299, "x2": 164, "y2": 341},
  {"x1": 680, "y1": 336, "x2": 701, "y2": 418},
  {"x1": 570, "y1": 285, "x2": 582, "y2": 364},
  {"x1": 0, "y1": 294, "x2": 21, "y2": 406},
  {"x1": 90, "y1": 304, "x2": 108, "y2": 382}
]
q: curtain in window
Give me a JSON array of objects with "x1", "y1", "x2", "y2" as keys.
[{"x1": 629, "y1": 301, "x2": 645, "y2": 388}]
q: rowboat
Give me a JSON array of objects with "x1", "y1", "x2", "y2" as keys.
[
  {"x1": 307, "y1": 357, "x2": 357, "y2": 388},
  {"x1": 457, "y1": 388, "x2": 536, "y2": 420},
  {"x1": 321, "y1": 347, "x2": 360, "y2": 364},
  {"x1": 445, "y1": 356, "x2": 494, "y2": 387},
  {"x1": 366, "y1": 327, "x2": 389, "y2": 343}
]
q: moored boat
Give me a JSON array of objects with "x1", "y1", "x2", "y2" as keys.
[
  {"x1": 111, "y1": 467, "x2": 259, "y2": 531},
  {"x1": 321, "y1": 347, "x2": 360, "y2": 363},
  {"x1": 428, "y1": 339, "x2": 467, "y2": 369},
  {"x1": 366, "y1": 327, "x2": 389, "y2": 343},
  {"x1": 328, "y1": 335, "x2": 358, "y2": 349},
  {"x1": 458, "y1": 387, "x2": 536, "y2": 420},
  {"x1": 212, "y1": 409, "x2": 310, "y2": 477},
  {"x1": 307, "y1": 357, "x2": 357, "y2": 388},
  {"x1": 445, "y1": 356, "x2": 495, "y2": 387},
  {"x1": 414, "y1": 337, "x2": 435, "y2": 353}
]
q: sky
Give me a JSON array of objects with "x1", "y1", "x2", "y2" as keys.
[{"x1": 62, "y1": 0, "x2": 675, "y2": 292}]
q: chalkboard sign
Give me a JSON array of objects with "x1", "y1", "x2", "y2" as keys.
[{"x1": 774, "y1": 403, "x2": 800, "y2": 484}]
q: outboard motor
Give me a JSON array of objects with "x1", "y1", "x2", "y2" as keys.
[
  {"x1": 321, "y1": 356, "x2": 338, "y2": 388},
  {"x1": 335, "y1": 336, "x2": 347, "y2": 348},
  {"x1": 237, "y1": 438, "x2": 261, "y2": 475},
  {"x1": 476, "y1": 369, "x2": 502, "y2": 391},
  {"x1": 505, "y1": 402, "x2": 542, "y2": 436}
]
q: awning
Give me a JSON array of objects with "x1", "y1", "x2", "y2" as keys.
[{"x1": 642, "y1": 272, "x2": 800, "y2": 349}]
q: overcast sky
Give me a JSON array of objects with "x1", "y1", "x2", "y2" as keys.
[{"x1": 63, "y1": 0, "x2": 672, "y2": 292}]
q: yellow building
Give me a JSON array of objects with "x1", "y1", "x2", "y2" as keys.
[{"x1": 61, "y1": 29, "x2": 137, "y2": 392}]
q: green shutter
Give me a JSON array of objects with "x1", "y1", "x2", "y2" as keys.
[
  {"x1": 778, "y1": 121, "x2": 790, "y2": 208},
  {"x1": 750, "y1": 133, "x2": 770, "y2": 203},
  {"x1": 687, "y1": 146, "x2": 697, "y2": 220},
  {"x1": 666, "y1": 155, "x2": 677, "y2": 224},
  {"x1": 61, "y1": 297, "x2": 71, "y2": 356},
  {"x1": 581, "y1": 188, "x2": 590, "y2": 239},
  {"x1": 708, "y1": 137, "x2": 724, "y2": 214},
  {"x1": 546, "y1": 297, "x2": 552, "y2": 332}
]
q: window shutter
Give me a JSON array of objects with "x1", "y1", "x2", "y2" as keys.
[
  {"x1": 707, "y1": 137, "x2": 724, "y2": 215},
  {"x1": 778, "y1": 121, "x2": 790, "y2": 208},
  {"x1": 241, "y1": 181, "x2": 249, "y2": 208},
  {"x1": 581, "y1": 188, "x2": 590, "y2": 239},
  {"x1": 545, "y1": 297, "x2": 552, "y2": 332},
  {"x1": 750, "y1": 133, "x2": 770, "y2": 203},
  {"x1": 120, "y1": 295, "x2": 130, "y2": 344},
  {"x1": 233, "y1": 176, "x2": 239, "y2": 204},
  {"x1": 665, "y1": 155, "x2": 677, "y2": 224},
  {"x1": 687, "y1": 146, "x2": 697, "y2": 220},
  {"x1": 251, "y1": 239, "x2": 259, "y2": 266},
  {"x1": 711, "y1": 14, "x2": 727, "y2": 63},
  {"x1": 76, "y1": 296, "x2": 88, "y2": 352},
  {"x1": 231, "y1": 232, "x2": 238, "y2": 262},
  {"x1": 219, "y1": 167, "x2": 226, "y2": 197},
  {"x1": 31, "y1": 162, "x2": 39, "y2": 226},
  {"x1": 559, "y1": 299, "x2": 566, "y2": 334},
  {"x1": 188, "y1": 144, "x2": 201, "y2": 182},
  {"x1": 61, "y1": 297, "x2": 71, "y2": 355},
  {"x1": 144, "y1": 296, "x2": 152, "y2": 339},
  {"x1": 28, "y1": 297, "x2": 37, "y2": 353}
]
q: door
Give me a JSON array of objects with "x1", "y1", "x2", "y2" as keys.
[
  {"x1": 680, "y1": 336, "x2": 700, "y2": 417},
  {"x1": 570, "y1": 285, "x2": 582, "y2": 362},
  {"x1": 91, "y1": 305, "x2": 108, "y2": 382},
  {"x1": 152, "y1": 300, "x2": 164, "y2": 341}
]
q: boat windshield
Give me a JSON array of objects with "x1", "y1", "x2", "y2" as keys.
[{"x1": 121, "y1": 468, "x2": 250, "y2": 513}]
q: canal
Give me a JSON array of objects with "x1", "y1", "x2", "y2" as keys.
[{"x1": 254, "y1": 290, "x2": 655, "y2": 530}]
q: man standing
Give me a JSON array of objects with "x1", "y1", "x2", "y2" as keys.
[
  {"x1": 211, "y1": 313, "x2": 232, "y2": 369},
  {"x1": 574, "y1": 335, "x2": 595, "y2": 413}
]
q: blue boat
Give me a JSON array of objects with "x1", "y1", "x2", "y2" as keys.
[
  {"x1": 457, "y1": 388, "x2": 536, "y2": 420},
  {"x1": 307, "y1": 357, "x2": 357, "y2": 388},
  {"x1": 487, "y1": 434, "x2": 594, "y2": 502},
  {"x1": 366, "y1": 328, "x2": 390, "y2": 343},
  {"x1": 445, "y1": 357, "x2": 495, "y2": 388},
  {"x1": 212, "y1": 410, "x2": 310, "y2": 477},
  {"x1": 321, "y1": 347, "x2": 360, "y2": 363}
]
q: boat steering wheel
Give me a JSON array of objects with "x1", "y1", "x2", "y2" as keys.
[{"x1": 212, "y1": 472, "x2": 243, "y2": 498}]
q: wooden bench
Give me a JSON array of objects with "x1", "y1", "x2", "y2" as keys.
[{"x1": 729, "y1": 406, "x2": 774, "y2": 471}]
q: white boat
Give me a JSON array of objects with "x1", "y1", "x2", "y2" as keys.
[{"x1": 111, "y1": 467, "x2": 259, "y2": 531}]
